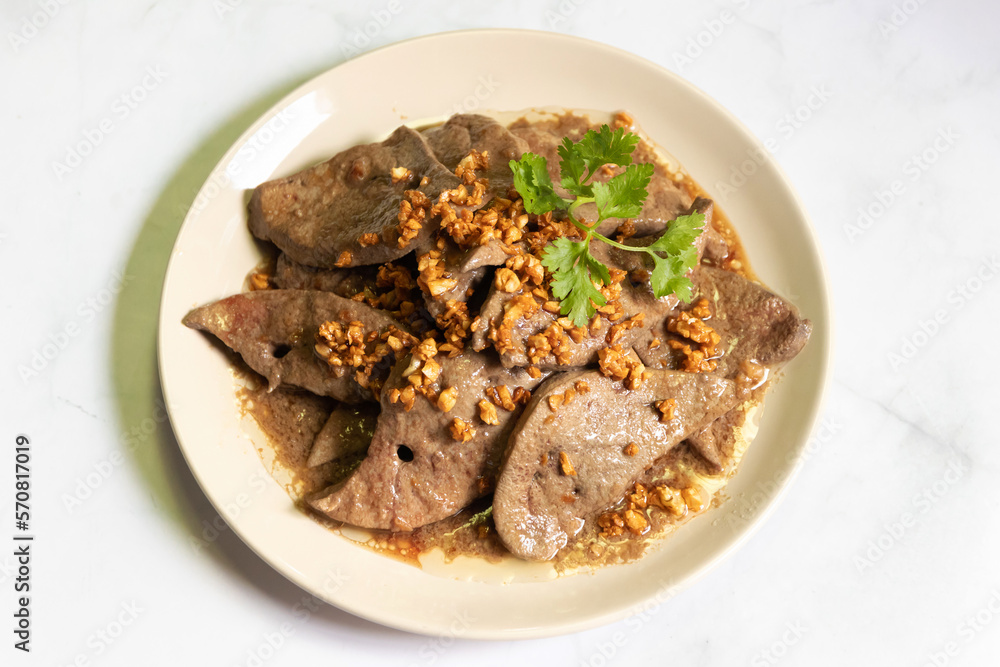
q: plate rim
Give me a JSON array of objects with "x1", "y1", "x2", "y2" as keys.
[{"x1": 157, "y1": 27, "x2": 833, "y2": 639}]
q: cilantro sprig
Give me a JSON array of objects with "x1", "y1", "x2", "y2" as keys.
[{"x1": 509, "y1": 124, "x2": 706, "y2": 326}]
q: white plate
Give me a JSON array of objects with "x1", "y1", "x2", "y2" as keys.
[{"x1": 158, "y1": 29, "x2": 831, "y2": 639}]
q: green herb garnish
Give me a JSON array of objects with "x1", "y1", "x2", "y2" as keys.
[{"x1": 509, "y1": 125, "x2": 705, "y2": 327}]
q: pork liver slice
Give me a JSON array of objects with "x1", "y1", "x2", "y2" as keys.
[
  {"x1": 272, "y1": 252, "x2": 376, "y2": 296},
  {"x1": 309, "y1": 350, "x2": 545, "y2": 531},
  {"x1": 417, "y1": 115, "x2": 530, "y2": 318},
  {"x1": 636, "y1": 266, "x2": 812, "y2": 470},
  {"x1": 182, "y1": 290, "x2": 408, "y2": 403},
  {"x1": 635, "y1": 265, "x2": 812, "y2": 377},
  {"x1": 424, "y1": 114, "x2": 527, "y2": 195},
  {"x1": 493, "y1": 369, "x2": 736, "y2": 561},
  {"x1": 307, "y1": 403, "x2": 379, "y2": 468},
  {"x1": 248, "y1": 126, "x2": 460, "y2": 268}
]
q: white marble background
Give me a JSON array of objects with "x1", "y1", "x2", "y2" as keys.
[{"x1": 3, "y1": 0, "x2": 998, "y2": 665}]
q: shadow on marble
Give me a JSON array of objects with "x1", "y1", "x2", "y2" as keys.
[{"x1": 109, "y1": 63, "x2": 427, "y2": 641}]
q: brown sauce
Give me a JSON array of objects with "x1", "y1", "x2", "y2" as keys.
[
  {"x1": 235, "y1": 110, "x2": 769, "y2": 575},
  {"x1": 238, "y1": 365, "x2": 763, "y2": 572}
]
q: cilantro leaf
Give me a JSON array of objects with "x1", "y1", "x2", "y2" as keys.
[
  {"x1": 557, "y1": 137, "x2": 591, "y2": 197},
  {"x1": 575, "y1": 125, "x2": 639, "y2": 175},
  {"x1": 509, "y1": 153, "x2": 565, "y2": 214},
  {"x1": 542, "y1": 237, "x2": 609, "y2": 326},
  {"x1": 649, "y1": 254, "x2": 695, "y2": 303},
  {"x1": 646, "y1": 212, "x2": 705, "y2": 254},
  {"x1": 509, "y1": 125, "x2": 706, "y2": 325},
  {"x1": 646, "y1": 212, "x2": 706, "y2": 302},
  {"x1": 592, "y1": 163, "x2": 654, "y2": 221}
]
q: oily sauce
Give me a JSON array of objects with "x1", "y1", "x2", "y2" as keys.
[{"x1": 236, "y1": 110, "x2": 767, "y2": 573}]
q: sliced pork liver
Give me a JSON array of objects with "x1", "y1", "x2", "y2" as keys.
[
  {"x1": 700, "y1": 225, "x2": 731, "y2": 266},
  {"x1": 424, "y1": 114, "x2": 528, "y2": 194},
  {"x1": 182, "y1": 290, "x2": 409, "y2": 403},
  {"x1": 307, "y1": 403, "x2": 379, "y2": 468},
  {"x1": 248, "y1": 126, "x2": 460, "y2": 268},
  {"x1": 634, "y1": 265, "x2": 812, "y2": 377},
  {"x1": 309, "y1": 350, "x2": 545, "y2": 531},
  {"x1": 681, "y1": 405, "x2": 750, "y2": 472},
  {"x1": 412, "y1": 238, "x2": 494, "y2": 323},
  {"x1": 493, "y1": 369, "x2": 737, "y2": 560},
  {"x1": 416, "y1": 115, "x2": 529, "y2": 317},
  {"x1": 272, "y1": 252, "x2": 375, "y2": 296},
  {"x1": 632, "y1": 266, "x2": 812, "y2": 470}
]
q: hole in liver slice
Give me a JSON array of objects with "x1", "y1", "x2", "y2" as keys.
[
  {"x1": 272, "y1": 344, "x2": 292, "y2": 358},
  {"x1": 396, "y1": 445, "x2": 414, "y2": 462}
]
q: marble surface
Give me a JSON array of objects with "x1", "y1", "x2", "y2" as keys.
[{"x1": 3, "y1": 0, "x2": 998, "y2": 664}]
